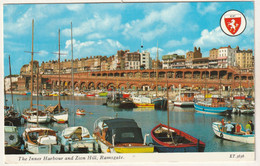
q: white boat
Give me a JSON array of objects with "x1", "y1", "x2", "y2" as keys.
[
  {"x1": 22, "y1": 108, "x2": 51, "y2": 124},
  {"x1": 174, "y1": 92, "x2": 194, "y2": 107},
  {"x1": 132, "y1": 96, "x2": 154, "y2": 108},
  {"x1": 46, "y1": 104, "x2": 68, "y2": 123},
  {"x1": 93, "y1": 117, "x2": 153, "y2": 153},
  {"x1": 212, "y1": 122, "x2": 254, "y2": 144},
  {"x1": 74, "y1": 92, "x2": 86, "y2": 97},
  {"x1": 235, "y1": 104, "x2": 254, "y2": 114},
  {"x1": 23, "y1": 127, "x2": 61, "y2": 154},
  {"x1": 61, "y1": 126, "x2": 96, "y2": 153}
]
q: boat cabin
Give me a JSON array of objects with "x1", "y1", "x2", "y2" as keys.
[
  {"x1": 179, "y1": 92, "x2": 194, "y2": 102},
  {"x1": 211, "y1": 97, "x2": 226, "y2": 107},
  {"x1": 101, "y1": 118, "x2": 144, "y2": 145}
]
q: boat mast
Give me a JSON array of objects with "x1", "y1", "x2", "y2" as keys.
[
  {"x1": 30, "y1": 19, "x2": 34, "y2": 111},
  {"x1": 8, "y1": 55, "x2": 14, "y2": 107},
  {"x1": 166, "y1": 79, "x2": 169, "y2": 133},
  {"x1": 156, "y1": 41, "x2": 158, "y2": 98},
  {"x1": 71, "y1": 22, "x2": 75, "y2": 126},
  {"x1": 36, "y1": 64, "x2": 39, "y2": 126},
  {"x1": 58, "y1": 29, "x2": 61, "y2": 113}
]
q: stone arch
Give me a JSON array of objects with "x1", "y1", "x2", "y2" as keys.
[
  {"x1": 107, "y1": 83, "x2": 116, "y2": 90},
  {"x1": 193, "y1": 71, "x2": 200, "y2": 79},
  {"x1": 102, "y1": 73, "x2": 108, "y2": 77},
  {"x1": 141, "y1": 84, "x2": 150, "y2": 91},
  {"x1": 114, "y1": 72, "x2": 120, "y2": 77},
  {"x1": 219, "y1": 70, "x2": 227, "y2": 79},
  {"x1": 129, "y1": 84, "x2": 138, "y2": 90},
  {"x1": 210, "y1": 71, "x2": 218, "y2": 79},
  {"x1": 141, "y1": 72, "x2": 149, "y2": 78},
  {"x1": 97, "y1": 73, "x2": 101, "y2": 77},
  {"x1": 88, "y1": 82, "x2": 95, "y2": 90},
  {"x1": 80, "y1": 82, "x2": 86, "y2": 90},
  {"x1": 158, "y1": 71, "x2": 165, "y2": 78},
  {"x1": 91, "y1": 73, "x2": 96, "y2": 77},
  {"x1": 184, "y1": 71, "x2": 192, "y2": 79},
  {"x1": 120, "y1": 72, "x2": 126, "y2": 77},
  {"x1": 97, "y1": 82, "x2": 105, "y2": 89},
  {"x1": 108, "y1": 73, "x2": 113, "y2": 77},
  {"x1": 176, "y1": 71, "x2": 183, "y2": 78},
  {"x1": 118, "y1": 83, "x2": 127, "y2": 91},
  {"x1": 166, "y1": 71, "x2": 174, "y2": 78}
]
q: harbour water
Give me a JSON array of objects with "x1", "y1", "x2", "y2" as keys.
[{"x1": 5, "y1": 94, "x2": 254, "y2": 153}]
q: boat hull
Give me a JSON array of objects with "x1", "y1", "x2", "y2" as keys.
[
  {"x1": 135, "y1": 103, "x2": 155, "y2": 108},
  {"x1": 212, "y1": 122, "x2": 254, "y2": 143},
  {"x1": 152, "y1": 98, "x2": 167, "y2": 110},
  {"x1": 194, "y1": 103, "x2": 231, "y2": 115},
  {"x1": 151, "y1": 124, "x2": 205, "y2": 153},
  {"x1": 52, "y1": 113, "x2": 69, "y2": 122},
  {"x1": 174, "y1": 101, "x2": 194, "y2": 107},
  {"x1": 24, "y1": 141, "x2": 61, "y2": 154},
  {"x1": 27, "y1": 115, "x2": 51, "y2": 123}
]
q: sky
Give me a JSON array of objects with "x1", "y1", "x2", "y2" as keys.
[{"x1": 3, "y1": 1, "x2": 254, "y2": 76}]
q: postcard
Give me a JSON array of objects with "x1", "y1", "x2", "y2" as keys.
[{"x1": 1, "y1": 0, "x2": 259, "y2": 165}]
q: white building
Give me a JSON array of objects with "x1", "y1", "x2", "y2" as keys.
[
  {"x1": 218, "y1": 45, "x2": 236, "y2": 68},
  {"x1": 140, "y1": 51, "x2": 152, "y2": 69},
  {"x1": 4, "y1": 76, "x2": 19, "y2": 91}
]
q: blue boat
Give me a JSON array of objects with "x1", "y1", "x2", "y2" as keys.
[{"x1": 194, "y1": 97, "x2": 232, "y2": 115}]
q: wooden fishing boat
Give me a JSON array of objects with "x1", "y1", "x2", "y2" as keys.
[
  {"x1": 212, "y1": 122, "x2": 254, "y2": 143},
  {"x1": 194, "y1": 97, "x2": 232, "y2": 115},
  {"x1": 151, "y1": 123, "x2": 205, "y2": 152},
  {"x1": 132, "y1": 96, "x2": 155, "y2": 108},
  {"x1": 93, "y1": 117, "x2": 154, "y2": 153},
  {"x1": 151, "y1": 80, "x2": 205, "y2": 152},
  {"x1": 61, "y1": 126, "x2": 96, "y2": 153},
  {"x1": 174, "y1": 92, "x2": 194, "y2": 107},
  {"x1": 23, "y1": 127, "x2": 61, "y2": 154}
]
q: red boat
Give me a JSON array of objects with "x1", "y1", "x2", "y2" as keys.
[
  {"x1": 234, "y1": 96, "x2": 245, "y2": 100},
  {"x1": 76, "y1": 110, "x2": 86, "y2": 115},
  {"x1": 86, "y1": 94, "x2": 95, "y2": 97},
  {"x1": 123, "y1": 94, "x2": 130, "y2": 98},
  {"x1": 151, "y1": 123, "x2": 205, "y2": 152}
]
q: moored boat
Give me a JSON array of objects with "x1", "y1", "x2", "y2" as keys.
[
  {"x1": 152, "y1": 97, "x2": 167, "y2": 110},
  {"x1": 99, "y1": 92, "x2": 108, "y2": 97},
  {"x1": 46, "y1": 104, "x2": 69, "y2": 122},
  {"x1": 93, "y1": 117, "x2": 154, "y2": 153},
  {"x1": 132, "y1": 96, "x2": 154, "y2": 108},
  {"x1": 235, "y1": 104, "x2": 254, "y2": 114},
  {"x1": 5, "y1": 125, "x2": 24, "y2": 154},
  {"x1": 194, "y1": 97, "x2": 232, "y2": 115},
  {"x1": 23, "y1": 127, "x2": 61, "y2": 154},
  {"x1": 212, "y1": 122, "x2": 254, "y2": 143},
  {"x1": 76, "y1": 109, "x2": 86, "y2": 115},
  {"x1": 61, "y1": 126, "x2": 96, "y2": 153},
  {"x1": 151, "y1": 123, "x2": 205, "y2": 152},
  {"x1": 174, "y1": 92, "x2": 194, "y2": 107}
]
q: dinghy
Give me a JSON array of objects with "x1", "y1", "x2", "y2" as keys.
[
  {"x1": 61, "y1": 126, "x2": 95, "y2": 153},
  {"x1": 212, "y1": 122, "x2": 254, "y2": 144}
]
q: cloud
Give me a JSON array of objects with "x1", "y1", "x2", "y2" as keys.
[
  {"x1": 122, "y1": 3, "x2": 190, "y2": 41},
  {"x1": 63, "y1": 39, "x2": 126, "y2": 60},
  {"x1": 38, "y1": 50, "x2": 49, "y2": 57},
  {"x1": 66, "y1": 4, "x2": 84, "y2": 11},
  {"x1": 147, "y1": 47, "x2": 164, "y2": 59},
  {"x1": 165, "y1": 37, "x2": 189, "y2": 48},
  {"x1": 87, "y1": 33, "x2": 105, "y2": 40},
  {"x1": 197, "y1": 3, "x2": 220, "y2": 15},
  {"x1": 193, "y1": 26, "x2": 240, "y2": 49},
  {"x1": 167, "y1": 49, "x2": 189, "y2": 56},
  {"x1": 62, "y1": 14, "x2": 122, "y2": 38}
]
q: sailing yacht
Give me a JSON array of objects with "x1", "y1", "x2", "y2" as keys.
[
  {"x1": 46, "y1": 29, "x2": 68, "y2": 123},
  {"x1": 4, "y1": 55, "x2": 22, "y2": 126},
  {"x1": 60, "y1": 23, "x2": 95, "y2": 153},
  {"x1": 22, "y1": 19, "x2": 61, "y2": 154}
]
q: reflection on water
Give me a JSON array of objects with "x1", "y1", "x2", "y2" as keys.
[{"x1": 5, "y1": 94, "x2": 255, "y2": 152}]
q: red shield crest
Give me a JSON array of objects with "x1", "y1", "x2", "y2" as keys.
[{"x1": 224, "y1": 17, "x2": 241, "y2": 35}]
